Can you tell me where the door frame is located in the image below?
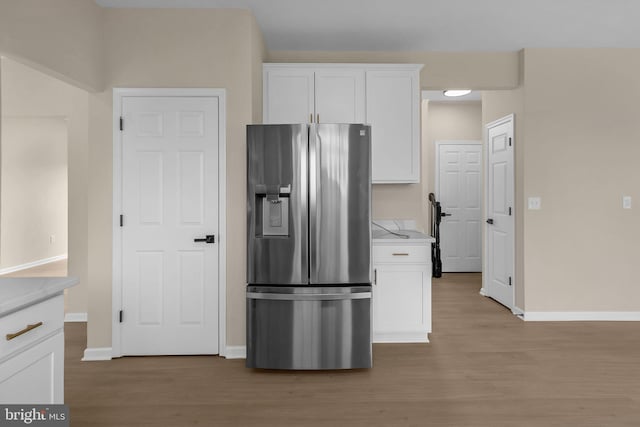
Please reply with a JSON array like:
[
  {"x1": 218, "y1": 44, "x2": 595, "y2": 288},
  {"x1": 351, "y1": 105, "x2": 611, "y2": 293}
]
[
  {"x1": 111, "y1": 88, "x2": 227, "y2": 358},
  {"x1": 481, "y1": 114, "x2": 515, "y2": 309}
]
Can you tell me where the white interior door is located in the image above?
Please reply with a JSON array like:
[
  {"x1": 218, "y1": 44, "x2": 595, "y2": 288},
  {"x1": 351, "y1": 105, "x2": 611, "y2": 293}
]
[
  {"x1": 484, "y1": 115, "x2": 514, "y2": 309},
  {"x1": 120, "y1": 95, "x2": 219, "y2": 355},
  {"x1": 436, "y1": 141, "x2": 482, "y2": 272}
]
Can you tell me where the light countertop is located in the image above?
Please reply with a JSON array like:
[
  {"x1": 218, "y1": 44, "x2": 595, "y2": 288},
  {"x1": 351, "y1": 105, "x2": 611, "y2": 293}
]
[
  {"x1": 372, "y1": 229, "x2": 435, "y2": 244},
  {"x1": 0, "y1": 277, "x2": 78, "y2": 317}
]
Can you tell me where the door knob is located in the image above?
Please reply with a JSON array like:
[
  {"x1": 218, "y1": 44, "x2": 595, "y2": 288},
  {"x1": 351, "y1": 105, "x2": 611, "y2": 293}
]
[
  {"x1": 440, "y1": 212, "x2": 451, "y2": 217},
  {"x1": 486, "y1": 219, "x2": 494, "y2": 225},
  {"x1": 194, "y1": 235, "x2": 216, "y2": 244}
]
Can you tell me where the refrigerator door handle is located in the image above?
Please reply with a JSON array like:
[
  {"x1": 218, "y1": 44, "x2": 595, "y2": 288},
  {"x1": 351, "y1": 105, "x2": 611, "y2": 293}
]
[
  {"x1": 247, "y1": 292, "x2": 372, "y2": 301},
  {"x1": 308, "y1": 124, "x2": 319, "y2": 282}
]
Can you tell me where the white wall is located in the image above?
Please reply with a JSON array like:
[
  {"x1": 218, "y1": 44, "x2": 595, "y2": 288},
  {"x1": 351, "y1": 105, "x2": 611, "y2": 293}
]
[
  {"x1": 0, "y1": 0, "x2": 104, "y2": 91},
  {"x1": 268, "y1": 51, "x2": 520, "y2": 90},
  {"x1": 484, "y1": 48, "x2": 640, "y2": 314},
  {"x1": 86, "y1": 8, "x2": 266, "y2": 349},
  {"x1": 521, "y1": 49, "x2": 640, "y2": 312}
]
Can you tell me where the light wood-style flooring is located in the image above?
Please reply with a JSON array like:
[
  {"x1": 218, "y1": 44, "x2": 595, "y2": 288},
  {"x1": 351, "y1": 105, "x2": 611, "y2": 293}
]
[{"x1": 64, "y1": 273, "x2": 640, "y2": 426}]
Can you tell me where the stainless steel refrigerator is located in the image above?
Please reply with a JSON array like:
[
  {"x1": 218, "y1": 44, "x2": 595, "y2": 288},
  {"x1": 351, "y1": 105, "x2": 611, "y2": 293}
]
[{"x1": 246, "y1": 123, "x2": 372, "y2": 370}]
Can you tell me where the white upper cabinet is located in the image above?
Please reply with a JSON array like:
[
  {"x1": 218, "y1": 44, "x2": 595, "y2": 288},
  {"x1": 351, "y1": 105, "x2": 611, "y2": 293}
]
[
  {"x1": 366, "y1": 68, "x2": 421, "y2": 183},
  {"x1": 263, "y1": 67, "x2": 315, "y2": 124},
  {"x1": 263, "y1": 63, "x2": 422, "y2": 183},
  {"x1": 263, "y1": 65, "x2": 365, "y2": 124},
  {"x1": 314, "y1": 68, "x2": 365, "y2": 123}
]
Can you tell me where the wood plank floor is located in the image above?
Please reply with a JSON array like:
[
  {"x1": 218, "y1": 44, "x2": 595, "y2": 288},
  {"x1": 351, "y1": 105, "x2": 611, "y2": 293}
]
[{"x1": 64, "y1": 273, "x2": 640, "y2": 426}]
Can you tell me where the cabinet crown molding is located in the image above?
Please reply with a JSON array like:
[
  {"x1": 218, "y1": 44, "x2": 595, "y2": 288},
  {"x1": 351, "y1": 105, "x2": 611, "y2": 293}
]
[{"x1": 263, "y1": 63, "x2": 424, "y2": 72}]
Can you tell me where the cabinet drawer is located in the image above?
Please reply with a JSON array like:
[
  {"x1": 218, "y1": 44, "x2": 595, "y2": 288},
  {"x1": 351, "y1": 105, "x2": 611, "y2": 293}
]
[
  {"x1": 373, "y1": 245, "x2": 429, "y2": 264},
  {"x1": 0, "y1": 295, "x2": 64, "y2": 359}
]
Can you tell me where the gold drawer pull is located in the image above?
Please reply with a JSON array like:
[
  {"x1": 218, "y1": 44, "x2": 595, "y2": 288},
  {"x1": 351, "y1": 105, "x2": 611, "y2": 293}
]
[
  {"x1": 392, "y1": 253, "x2": 410, "y2": 256},
  {"x1": 6, "y1": 322, "x2": 44, "y2": 341}
]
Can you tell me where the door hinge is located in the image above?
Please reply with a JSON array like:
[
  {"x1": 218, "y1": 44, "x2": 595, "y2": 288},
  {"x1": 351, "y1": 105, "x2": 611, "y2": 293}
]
[
  {"x1": 508, "y1": 276, "x2": 512, "y2": 286},
  {"x1": 119, "y1": 116, "x2": 124, "y2": 131},
  {"x1": 509, "y1": 207, "x2": 512, "y2": 216},
  {"x1": 119, "y1": 214, "x2": 124, "y2": 227},
  {"x1": 119, "y1": 310, "x2": 123, "y2": 323},
  {"x1": 508, "y1": 137, "x2": 512, "y2": 146}
]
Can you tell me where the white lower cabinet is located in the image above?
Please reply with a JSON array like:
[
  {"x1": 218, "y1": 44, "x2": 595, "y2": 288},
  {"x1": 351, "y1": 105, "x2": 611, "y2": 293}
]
[
  {"x1": 373, "y1": 243, "x2": 432, "y2": 343},
  {"x1": 0, "y1": 295, "x2": 65, "y2": 404}
]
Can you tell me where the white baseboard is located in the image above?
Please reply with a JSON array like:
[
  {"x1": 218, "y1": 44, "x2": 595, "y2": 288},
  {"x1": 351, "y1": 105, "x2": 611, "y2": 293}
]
[
  {"x1": 479, "y1": 287, "x2": 487, "y2": 296},
  {"x1": 84, "y1": 346, "x2": 246, "y2": 360},
  {"x1": 374, "y1": 332, "x2": 429, "y2": 343},
  {"x1": 82, "y1": 347, "x2": 113, "y2": 361},
  {"x1": 523, "y1": 312, "x2": 640, "y2": 321},
  {"x1": 224, "y1": 346, "x2": 246, "y2": 359},
  {"x1": 0, "y1": 254, "x2": 68, "y2": 275},
  {"x1": 64, "y1": 312, "x2": 87, "y2": 322}
]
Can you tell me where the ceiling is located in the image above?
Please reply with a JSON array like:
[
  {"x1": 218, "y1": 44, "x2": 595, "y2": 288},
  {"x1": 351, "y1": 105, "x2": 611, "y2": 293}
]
[{"x1": 95, "y1": 0, "x2": 640, "y2": 52}]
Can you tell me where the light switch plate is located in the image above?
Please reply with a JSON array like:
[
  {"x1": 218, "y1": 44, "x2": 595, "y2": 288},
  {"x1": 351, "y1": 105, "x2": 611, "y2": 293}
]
[
  {"x1": 528, "y1": 197, "x2": 541, "y2": 210},
  {"x1": 623, "y1": 196, "x2": 632, "y2": 209}
]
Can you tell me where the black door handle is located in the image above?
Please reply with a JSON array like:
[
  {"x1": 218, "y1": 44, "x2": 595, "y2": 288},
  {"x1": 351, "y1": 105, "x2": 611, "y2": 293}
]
[
  {"x1": 194, "y1": 235, "x2": 216, "y2": 244},
  {"x1": 440, "y1": 212, "x2": 451, "y2": 217},
  {"x1": 486, "y1": 219, "x2": 494, "y2": 225}
]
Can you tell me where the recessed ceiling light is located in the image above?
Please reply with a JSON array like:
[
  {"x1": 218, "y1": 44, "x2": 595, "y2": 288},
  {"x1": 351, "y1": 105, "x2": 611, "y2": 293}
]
[{"x1": 443, "y1": 89, "x2": 472, "y2": 97}]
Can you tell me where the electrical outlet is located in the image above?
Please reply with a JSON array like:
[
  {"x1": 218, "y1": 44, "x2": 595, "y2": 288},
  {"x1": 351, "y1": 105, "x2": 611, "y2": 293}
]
[
  {"x1": 528, "y1": 197, "x2": 541, "y2": 210},
  {"x1": 50, "y1": 235, "x2": 56, "y2": 244},
  {"x1": 623, "y1": 196, "x2": 632, "y2": 209}
]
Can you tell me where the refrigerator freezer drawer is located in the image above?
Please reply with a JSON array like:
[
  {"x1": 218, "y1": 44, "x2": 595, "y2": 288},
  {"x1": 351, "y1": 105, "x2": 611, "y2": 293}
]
[{"x1": 246, "y1": 286, "x2": 372, "y2": 370}]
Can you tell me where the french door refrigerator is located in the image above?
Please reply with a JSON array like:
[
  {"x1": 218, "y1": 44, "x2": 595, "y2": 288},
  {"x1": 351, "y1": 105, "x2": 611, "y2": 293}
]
[{"x1": 246, "y1": 123, "x2": 372, "y2": 370}]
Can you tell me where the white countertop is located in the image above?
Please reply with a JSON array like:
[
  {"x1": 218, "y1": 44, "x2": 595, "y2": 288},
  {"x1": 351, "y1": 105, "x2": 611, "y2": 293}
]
[
  {"x1": 0, "y1": 277, "x2": 78, "y2": 317},
  {"x1": 372, "y1": 229, "x2": 435, "y2": 244}
]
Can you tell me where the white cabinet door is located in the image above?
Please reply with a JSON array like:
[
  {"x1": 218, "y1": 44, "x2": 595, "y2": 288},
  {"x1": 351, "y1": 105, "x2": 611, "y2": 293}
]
[
  {"x1": 373, "y1": 264, "x2": 430, "y2": 342},
  {"x1": 366, "y1": 70, "x2": 421, "y2": 183},
  {"x1": 0, "y1": 332, "x2": 64, "y2": 404},
  {"x1": 314, "y1": 68, "x2": 365, "y2": 123},
  {"x1": 263, "y1": 68, "x2": 314, "y2": 124}
]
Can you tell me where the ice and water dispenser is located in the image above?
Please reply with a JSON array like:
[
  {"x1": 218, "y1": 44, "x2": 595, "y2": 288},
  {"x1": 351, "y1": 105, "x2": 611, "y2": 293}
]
[{"x1": 255, "y1": 184, "x2": 291, "y2": 237}]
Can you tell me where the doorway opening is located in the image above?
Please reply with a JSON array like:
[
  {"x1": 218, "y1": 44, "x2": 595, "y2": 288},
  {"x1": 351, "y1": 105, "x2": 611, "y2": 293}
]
[
  {"x1": 422, "y1": 90, "x2": 517, "y2": 314},
  {"x1": 423, "y1": 90, "x2": 483, "y2": 277},
  {"x1": 0, "y1": 57, "x2": 71, "y2": 279}
]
